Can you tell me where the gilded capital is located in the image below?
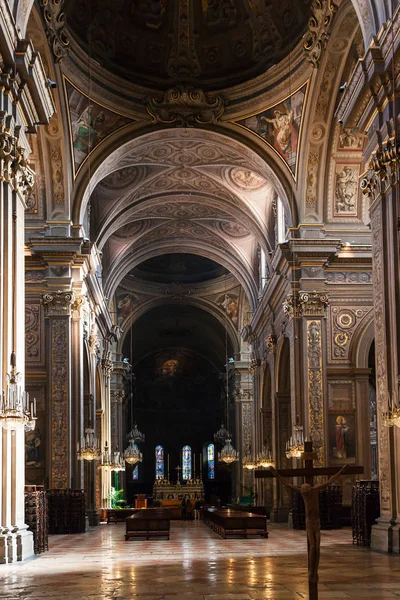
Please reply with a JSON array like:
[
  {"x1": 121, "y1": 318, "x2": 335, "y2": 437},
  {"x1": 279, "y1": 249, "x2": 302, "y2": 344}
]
[
  {"x1": 42, "y1": 290, "x2": 74, "y2": 316},
  {"x1": 283, "y1": 290, "x2": 329, "y2": 318},
  {"x1": 361, "y1": 136, "x2": 400, "y2": 203}
]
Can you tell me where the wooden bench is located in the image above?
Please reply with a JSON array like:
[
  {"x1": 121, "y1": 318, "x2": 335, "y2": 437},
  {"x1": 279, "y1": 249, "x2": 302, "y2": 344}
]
[
  {"x1": 125, "y1": 508, "x2": 170, "y2": 540},
  {"x1": 203, "y1": 508, "x2": 268, "y2": 539}
]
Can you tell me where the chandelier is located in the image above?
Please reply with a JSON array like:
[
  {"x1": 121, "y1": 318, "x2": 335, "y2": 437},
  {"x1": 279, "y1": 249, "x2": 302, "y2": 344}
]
[
  {"x1": 127, "y1": 423, "x2": 145, "y2": 444},
  {"x1": 214, "y1": 423, "x2": 231, "y2": 445},
  {"x1": 123, "y1": 439, "x2": 143, "y2": 465},
  {"x1": 218, "y1": 439, "x2": 239, "y2": 464},
  {"x1": 256, "y1": 446, "x2": 275, "y2": 468},
  {"x1": 0, "y1": 354, "x2": 37, "y2": 430},
  {"x1": 285, "y1": 425, "x2": 304, "y2": 459},
  {"x1": 97, "y1": 442, "x2": 113, "y2": 471},
  {"x1": 77, "y1": 425, "x2": 101, "y2": 461}
]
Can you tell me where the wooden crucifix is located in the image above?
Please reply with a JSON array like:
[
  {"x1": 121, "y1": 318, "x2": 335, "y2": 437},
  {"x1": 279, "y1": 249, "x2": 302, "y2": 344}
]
[{"x1": 255, "y1": 441, "x2": 363, "y2": 600}]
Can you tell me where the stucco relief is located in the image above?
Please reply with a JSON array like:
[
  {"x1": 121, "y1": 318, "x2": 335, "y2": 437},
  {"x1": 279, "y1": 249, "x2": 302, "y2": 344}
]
[
  {"x1": 327, "y1": 305, "x2": 373, "y2": 362},
  {"x1": 334, "y1": 164, "x2": 359, "y2": 215}
]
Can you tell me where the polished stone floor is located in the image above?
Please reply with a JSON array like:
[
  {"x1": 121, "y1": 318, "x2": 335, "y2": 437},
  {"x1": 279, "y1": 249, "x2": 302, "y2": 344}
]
[{"x1": 0, "y1": 521, "x2": 399, "y2": 599}]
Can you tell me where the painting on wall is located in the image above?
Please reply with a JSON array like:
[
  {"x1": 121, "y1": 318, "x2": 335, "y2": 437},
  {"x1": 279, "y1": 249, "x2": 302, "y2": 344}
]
[
  {"x1": 334, "y1": 164, "x2": 359, "y2": 216},
  {"x1": 328, "y1": 413, "x2": 356, "y2": 463},
  {"x1": 65, "y1": 79, "x2": 132, "y2": 174},
  {"x1": 237, "y1": 84, "x2": 307, "y2": 176}
]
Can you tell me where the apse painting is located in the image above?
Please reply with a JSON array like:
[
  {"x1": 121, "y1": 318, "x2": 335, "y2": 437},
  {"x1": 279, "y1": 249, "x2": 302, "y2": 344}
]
[
  {"x1": 217, "y1": 293, "x2": 239, "y2": 327},
  {"x1": 237, "y1": 83, "x2": 308, "y2": 177},
  {"x1": 328, "y1": 413, "x2": 356, "y2": 463},
  {"x1": 65, "y1": 79, "x2": 132, "y2": 174}
]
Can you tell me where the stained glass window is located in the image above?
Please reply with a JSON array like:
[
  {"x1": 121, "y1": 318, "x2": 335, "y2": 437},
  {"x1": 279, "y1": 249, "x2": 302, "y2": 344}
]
[
  {"x1": 155, "y1": 445, "x2": 164, "y2": 480},
  {"x1": 208, "y1": 443, "x2": 215, "y2": 480},
  {"x1": 132, "y1": 465, "x2": 139, "y2": 480},
  {"x1": 182, "y1": 445, "x2": 192, "y2": 480}
]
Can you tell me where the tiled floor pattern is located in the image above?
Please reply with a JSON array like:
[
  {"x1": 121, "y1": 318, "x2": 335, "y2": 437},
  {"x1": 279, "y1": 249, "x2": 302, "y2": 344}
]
[{"x1": 0, "y1": 521, "x2": 399, "y2": 599}]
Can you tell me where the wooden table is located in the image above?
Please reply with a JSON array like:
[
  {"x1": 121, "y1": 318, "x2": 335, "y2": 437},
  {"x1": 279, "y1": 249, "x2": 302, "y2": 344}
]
[{"x1": 125, "y1": 509, "x2": 170, "y2": 540}]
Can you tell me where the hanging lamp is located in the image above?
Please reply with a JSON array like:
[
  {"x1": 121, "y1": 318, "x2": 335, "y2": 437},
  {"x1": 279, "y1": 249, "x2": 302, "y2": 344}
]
[
  {"x1": 77, "y1": 395, "x2": 101, "y2": 461},
  {"x1": 123, "y1": 326, "x2": 145, "y2": 464}
]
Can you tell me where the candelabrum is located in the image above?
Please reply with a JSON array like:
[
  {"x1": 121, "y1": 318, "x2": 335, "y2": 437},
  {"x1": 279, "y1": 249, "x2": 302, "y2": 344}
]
[
  {"x1": 218, "y1": 438, "x2": 239, "y2": 464},
  {"x1": 285, "y1": 425, "x2": 304, "y2": 459},
  {"x1": 127, "y1": 423, "x2": 145, "y2": 444},
  {"x1": 243, "y1": 446, "x2": 257, "y2": 470},
  {"x1": 214, "y1": 423, "x2": 231, "y2": 445},
  {"x1": 256, "y1": 446, "x2": 275, "y2": 468},
  {"x1": 0, "y1": 359, "x2": 37, "y2": 430}
]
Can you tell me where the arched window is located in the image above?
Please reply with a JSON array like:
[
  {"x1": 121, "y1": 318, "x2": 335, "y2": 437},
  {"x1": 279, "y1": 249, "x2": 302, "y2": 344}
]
[
  {"x1": 155, "y1": 445, "x2": 164, "y2": 480},
  {"x1": 182, "y1": 445, "x2": 192, "y2": 480},
  {"x1": 207, "y1": 443, "x2": 215, "y2": 480},
  {"x1": 132, "y1": 465, "x2": 139, "y2": 480}
]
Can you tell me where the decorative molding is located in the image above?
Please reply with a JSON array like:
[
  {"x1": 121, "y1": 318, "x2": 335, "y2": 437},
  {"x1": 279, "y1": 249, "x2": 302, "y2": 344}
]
[
  {"x1": 42, "y1": 290, "x2": 74, "y2": 317},
  {"x1": 360, "y1": 136, "x2": 400, "y2": 204},
  {"x1": 325, "y1": 271, "x2": 372, "y2": 284},
  {"x1": 329, "y1": 306, "x2": 373, "y2": 361},
  {"x1": 146, "y1": 86, "x2": 225, "y2": 126},
  {"x1": 265, "y1": 334, "x2": 277, "y2": 354},
  {"x1": 160, "y1": 282, "x2": 196, "y2": 300},
  {"x1": 40, "y1": 0, "x2": 70, "y2": 62},
  {"x1": 0, "y1": 112, "x2": 35, "y2": 195},
  {"x1": 101, "y1": 355, "x2": 114, "y2": 377},
  {"x1": 303, "y1": 0, "x2": 337, "y2": 68},
  {"x1": 25, "y1": 304, "x2": 42, "y2": 364},
  {"x1": 307, "y1": 319, "x2": 324, "y2": 465},
  {"x1": 283, "y1": 290, "x2": 329, "y2": 318}
]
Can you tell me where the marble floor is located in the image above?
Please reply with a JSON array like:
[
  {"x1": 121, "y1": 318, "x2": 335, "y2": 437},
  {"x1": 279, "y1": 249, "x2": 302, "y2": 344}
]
[{"x1": 0, "y1": 521, "x2": 399, "y2": 599}]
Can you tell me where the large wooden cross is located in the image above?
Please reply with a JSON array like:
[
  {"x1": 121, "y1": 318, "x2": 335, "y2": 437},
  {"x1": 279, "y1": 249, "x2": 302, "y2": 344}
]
[{"x1": 255, "y1": 441, "x2": 363, "y2": 600}]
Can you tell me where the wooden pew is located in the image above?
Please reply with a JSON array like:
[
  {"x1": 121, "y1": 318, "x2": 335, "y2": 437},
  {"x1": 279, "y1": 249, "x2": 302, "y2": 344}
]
[
  {"x1": 125, "y1": 508, "x2": 170, "y2": 540},
  {"x1": 203, "y1": 508, "x2": 268, "y2": 539}
]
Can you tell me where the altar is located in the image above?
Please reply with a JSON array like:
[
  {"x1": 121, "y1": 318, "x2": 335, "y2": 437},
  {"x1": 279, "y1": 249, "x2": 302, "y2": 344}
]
[{"x1": 153, "y1": 479, "x2": 204, "y2": 501}]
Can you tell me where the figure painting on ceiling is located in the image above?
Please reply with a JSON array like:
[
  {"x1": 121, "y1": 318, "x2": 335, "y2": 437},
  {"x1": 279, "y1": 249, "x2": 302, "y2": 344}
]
[
  {"x1": 66, "y1": 80, "x2": 131, "y2": 173},
  {"x1": 117, "y1": 293, "x2": 137, "y2": 323},
  {"x1": 217, "y1": 293, "x2": 239, "y2": 327},
  {"x1": 238, "y1": 84, "x2": 306, "y2": 175},
  {"x1": 329, "y1": 413, "x2": 356, "y2": 462}
]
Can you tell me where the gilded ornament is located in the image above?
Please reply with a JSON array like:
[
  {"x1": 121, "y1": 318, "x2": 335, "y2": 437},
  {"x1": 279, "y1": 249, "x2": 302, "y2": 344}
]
[
  {"x1": 146, "y1": 86, "x2": 225, "y2": 126},
  {"x1": 303, "y1": 0, "x2": 337, "y2": 68},
  {"x1": 40, "y1": 0, "x2": 70, "y2": 61}
]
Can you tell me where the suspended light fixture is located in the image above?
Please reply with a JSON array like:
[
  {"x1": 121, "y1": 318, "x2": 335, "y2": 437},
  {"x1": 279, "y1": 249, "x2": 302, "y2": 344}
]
[
  {"x1": 97, "y1": 441, "x2": 113, "y2": 471},
  {"x1": 218, "y1": 439, "x2": 239, "y2": 464},
  {"x1": 285, "y1": 424, "x2": 304, "y2": 459},
  {"x1": 382, "y1": 388, "x2": 400, "y2": 428},
  {"x1": 77, "y1": 395, "x2": 101, "y2": 461},
  {"x1": 0, "y1": 353, "x2": 37, "y2": 430},
  {"x1": 256, "y1": 446, "x2": 275, "y2": 469},
  {"x1": 111, "y1": 449, "x2": 125, "y2": 472},
  {"x1": 242, "y1": 453, "x2": 257, "y2": 470},
  {"x1": 217, "y1": 275, "x2": 239, "y2": 464},
  {"x1": 214, "y1": 423, "x2": 231, "y2": 445},
  {"x1": 123, "y1": 325, "x2": 145, "y2": 464}
]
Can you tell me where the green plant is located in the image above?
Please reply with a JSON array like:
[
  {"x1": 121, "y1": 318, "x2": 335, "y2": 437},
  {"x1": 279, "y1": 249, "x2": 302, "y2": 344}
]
[{"x1": 107, "y1": 487, "x2": 126, "y2": 508}]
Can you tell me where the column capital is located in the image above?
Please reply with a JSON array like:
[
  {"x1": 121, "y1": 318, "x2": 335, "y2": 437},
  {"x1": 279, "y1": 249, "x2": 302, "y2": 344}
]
[
  {"x1": 283, "y1": 290, "x2": 329, "y2": 318},
  {"x1": 361, "y1": 136, "x2": 400, "y2": 204},
  {"x1": 0, "y1": 113, "x2": 35, "y2": 196},
  {"x1": 265, "y1": 334, "x2": 277, "y2": 354},
  {"x1": 112, "y1": 389, "x2": 124, "y2": 404},
  {"x1": 42, "y1": 290, "x2": 74, "y2": 317},
  {"x1": 101, "y1": 356, "x2": 114, "y2": 377}
]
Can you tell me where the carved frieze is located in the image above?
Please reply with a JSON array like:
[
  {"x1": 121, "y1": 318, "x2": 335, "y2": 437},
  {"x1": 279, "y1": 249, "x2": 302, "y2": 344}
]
[
  {"x1": 326, "y1": 271, "x2": 372, "y2": 284},
  {"x1": 146, "y1": 86, "x2": 225, "y2": 126},
  {"x1": 283, "y1": 290, "x2": 329, "y2": 318},
  {"x1": 40, "y1": 0, "x2": 70, "y2": 61},
  {"x1": 303, "y1": 0, "x2": 337, "y2": 68},
  {"x1": 51, "y1": 318, "x2": 69, "y2": 488},
  {"x1": 42, "y1": 290, "x2": 74, "y2": 316},
  {"x1": 307, "y1": 319, "x2": 324, "y2": 466}
]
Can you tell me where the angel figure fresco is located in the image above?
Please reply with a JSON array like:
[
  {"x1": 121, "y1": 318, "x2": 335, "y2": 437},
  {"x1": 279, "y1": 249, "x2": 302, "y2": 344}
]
[
  {"x1": 72, "y1": 104, "x2": 106, "y2": 157},
  {"x1": 260, "y1": 108, "x2": 297, "y2": 159}
]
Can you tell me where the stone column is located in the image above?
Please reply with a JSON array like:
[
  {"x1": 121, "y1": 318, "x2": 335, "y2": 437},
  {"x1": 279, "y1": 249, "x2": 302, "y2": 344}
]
[
  {"x1": 362, "y1": 138, "x2": 400, "y2": 552},
  {"x1": 70, "y1": 295, "x2": 87, "y2": 490},
  {"x1": 99, "y1": 354, "x2": 113, "y2": 514},
  {"x1": 42, "y1": 290, "x2": 74, "y2": 489},
  {"x1": 0, "y1": 119, "x2": 37, "y2": 562},
  {"x1": 234, "y1": 362, "x2": 254, "y2": 500}
]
